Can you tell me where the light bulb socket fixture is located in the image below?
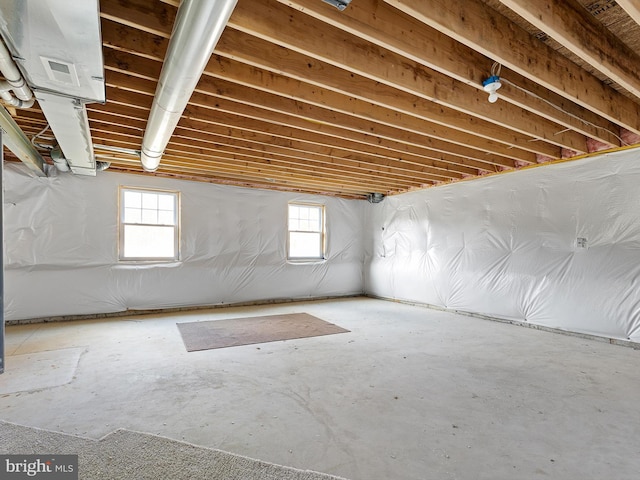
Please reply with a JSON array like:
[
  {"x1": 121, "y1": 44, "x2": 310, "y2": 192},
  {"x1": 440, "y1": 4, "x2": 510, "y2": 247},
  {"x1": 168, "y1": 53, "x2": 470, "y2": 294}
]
[
  {"x1": 482, "y1": 75, "x2": 502, "y2": 103},
  {"x1": 322, "y1": 0, "x2": 352, "y2": 10}
]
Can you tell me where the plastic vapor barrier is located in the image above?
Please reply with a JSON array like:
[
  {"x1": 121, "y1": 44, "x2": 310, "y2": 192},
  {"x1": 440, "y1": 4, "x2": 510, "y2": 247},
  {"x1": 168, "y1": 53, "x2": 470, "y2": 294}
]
[
  {"x1": 4, "y1": 164, "x2": 364, "y2": 321},
  {"x1": 365, "y1": 148, "x2": 640, "y2": 342}
]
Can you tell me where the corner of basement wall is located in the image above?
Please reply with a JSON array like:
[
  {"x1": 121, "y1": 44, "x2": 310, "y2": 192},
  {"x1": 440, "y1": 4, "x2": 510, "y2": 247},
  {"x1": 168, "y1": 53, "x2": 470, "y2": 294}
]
[{"x1": 362, "y1": 147, "x2": 640, "y2": 343}]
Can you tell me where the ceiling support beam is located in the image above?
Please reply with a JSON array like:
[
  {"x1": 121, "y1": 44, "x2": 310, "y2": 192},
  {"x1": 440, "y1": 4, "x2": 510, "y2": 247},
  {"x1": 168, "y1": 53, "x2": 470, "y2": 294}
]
[
  {"x1": 102, "y1": 46, "x2": 526, "y2": 168},
  {"x1": 0, "y1": 106, "x2": 46, "y2": 176},
  {"x1": 85, "y1": 102, "x2": 477, "y2": 177},
  {"x1": 616, "y1": 0, "x2": 640, "y2": 25},
  {"x1": 103, "y1": 67, "x2": 508, "y2": 173},
  {"x1": 383, "y1": 0, "x2": 640, "y2": 135},
  {"x1": 100, "y1": 21, "x2": 544, "y2": 163},
  {"x1": 101, "y1": 4, "x2": 581, "y2": 155},
  {"x1": 280, "y1": 0, "x2": 621, "y2": 147},
  {"x1": 229, "y1": 0, "x2": 588, "y2": 153},
  {"x1": 497, "y1": 0, "x2": 640, "y2": 101},
  {"x1": 212, "y1": 31, "x2": 543, "y2": 161}
]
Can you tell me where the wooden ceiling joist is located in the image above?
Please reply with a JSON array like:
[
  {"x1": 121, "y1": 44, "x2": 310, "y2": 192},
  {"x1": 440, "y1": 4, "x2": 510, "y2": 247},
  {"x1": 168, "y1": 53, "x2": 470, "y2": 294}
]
[
  {"x1": 229, "y1": 0, "x2": 589, "y2": 153},
  {"x1": 4, "y1": 0, "x2": 639, "y2": 198},
  {"x1": 281, "y1": 0, "x2": 622, "y2": 147},
  {"x1": 101, "y1": 21, "x2": 542, "y2": 164},
  {"x1": 90, "y1": 124, "x2": 453, "y2": 185},
  {"x1": 497, "y1": 0, "x2": 640, "y2": 101},
  {"x1": 617, "y1": 0, "x2": 640, "y2": 25},
  {"x1": 385, "y1": 0, "x2": 640, "y2": 135}
]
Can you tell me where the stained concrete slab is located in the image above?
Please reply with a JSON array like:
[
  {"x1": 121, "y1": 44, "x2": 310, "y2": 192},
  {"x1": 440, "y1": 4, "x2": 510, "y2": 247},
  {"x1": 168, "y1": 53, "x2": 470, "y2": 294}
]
[{"x1": 1, "y1": 297, "x2": 639, "y2": 480}]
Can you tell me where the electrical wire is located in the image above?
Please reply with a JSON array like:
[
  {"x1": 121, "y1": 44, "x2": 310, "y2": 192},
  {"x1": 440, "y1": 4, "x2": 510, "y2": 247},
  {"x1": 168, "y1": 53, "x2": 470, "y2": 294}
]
[
  {"x1": 490, "y1": 62, "x2": 501, "y2": 78},
  {"x1": 30, "y1": 123, "x2": 54, "y2": 150},
  {"x1": 490, "y1": 61, "x2": 629, "y2": 147}
]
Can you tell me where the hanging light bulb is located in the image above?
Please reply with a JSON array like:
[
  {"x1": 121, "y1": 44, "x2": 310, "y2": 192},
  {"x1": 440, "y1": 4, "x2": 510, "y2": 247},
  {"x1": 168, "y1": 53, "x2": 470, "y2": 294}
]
[{"x1": 482, "y1": 75, "x2": 502, "y2": 103}]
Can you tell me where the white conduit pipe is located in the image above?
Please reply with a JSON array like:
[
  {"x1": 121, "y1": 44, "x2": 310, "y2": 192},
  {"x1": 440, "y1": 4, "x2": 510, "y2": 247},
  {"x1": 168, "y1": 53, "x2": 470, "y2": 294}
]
[
  {"x1": 0, "y1": 38, "x2": 34, "y2": 106},
  {"x1": 0, "y1": 81, "x2": 34, "y2": 108},
  {"x1": 140, "y1": 0, "x2": 237, "y2": 172}
]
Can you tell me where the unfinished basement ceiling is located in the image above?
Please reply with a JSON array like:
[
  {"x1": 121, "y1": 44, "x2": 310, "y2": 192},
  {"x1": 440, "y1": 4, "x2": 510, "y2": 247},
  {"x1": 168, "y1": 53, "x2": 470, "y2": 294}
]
[{"x1": 4, "y1": 0, "x2": 640, "y2": 199}]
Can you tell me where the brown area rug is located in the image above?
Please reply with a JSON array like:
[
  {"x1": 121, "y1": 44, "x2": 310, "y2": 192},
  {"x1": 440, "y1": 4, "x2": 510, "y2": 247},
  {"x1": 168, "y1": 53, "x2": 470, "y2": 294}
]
[{"x1": 177, "y1": 313, "x2": 350, "y2": 352}]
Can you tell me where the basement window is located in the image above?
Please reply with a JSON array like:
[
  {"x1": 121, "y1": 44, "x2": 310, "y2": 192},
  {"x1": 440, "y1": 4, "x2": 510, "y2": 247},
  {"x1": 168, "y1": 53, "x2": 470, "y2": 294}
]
[
  {"x1": 288, "y1": 203, "x2": 325, "y2": 261},
  {"x1": 119, "y1": 187, "x2": 180, "y2": 261}
]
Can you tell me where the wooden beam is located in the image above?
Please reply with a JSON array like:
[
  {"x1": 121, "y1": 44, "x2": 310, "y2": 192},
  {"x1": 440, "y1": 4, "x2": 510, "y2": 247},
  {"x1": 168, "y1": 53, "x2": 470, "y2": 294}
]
[
  {"x1": 107, "y1": 48, "x2": 480, "y2": 164},
  {"x1": 280, "y1": 0, "x2": 621, "y2": 147},
  {"x1": 0, "y1": 106, "x2": 47, "y2": 176},
  {"x1": 93, "y1": 134, "x2": 420, "y2": 193},
  {"x1": 93, "y1": 88, "x2": 482, "y2": 182},
  {"x1": 214, "y1": 29, "x2": 545, "y2": 161},
  {"x1": 617, "y1": 0, "x2": 640, "y2": 25},
  {"x1": 384, "y1": 0, "x2": 640, "y2": 135},
  {"x1": 229, "y1": 0, "x2": 588, "y2": 152},
  {"x1": 108, "y1": 166, "x2": 368, "y2": 199},
  {"x1": 88, "y1": 104, "x2": 472, "y2": 178},
  {"x1": 497, "y1": 0, "x2": 640, "y2": 100},
  {"x1": 101, "y1": 22, "x2": 540, "y2": 162},
  {"x1": 101, "y1": 18, "x2": 169, "y2": 61},
  {"x1": 104, "y1": 52, "x2": 517, "y2": 170},
  {"x1": 99, "y1": 0, "x2": 176, "y2": 38},
  {"x1": 101, "y1": 2, "x2": 576, "y2": 154},
  {"x1": 104, "y1": 74, "x2": 506, "y2": 173},
  {"x1": 101, "y1": 62, "x2": 507, "y2": 173},
  {"x1": 87, "y1": 100, "x2": 491, "y2": 173},
  {"x1": 91, "y1": 122, "x2": 453, "y2": 183}
]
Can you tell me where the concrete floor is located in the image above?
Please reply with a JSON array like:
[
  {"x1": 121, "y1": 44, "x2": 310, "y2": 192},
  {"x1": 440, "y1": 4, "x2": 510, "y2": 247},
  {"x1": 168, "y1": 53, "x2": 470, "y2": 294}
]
[{"x1": 1, "y1": 297, "x2": 639, "y2": 480}]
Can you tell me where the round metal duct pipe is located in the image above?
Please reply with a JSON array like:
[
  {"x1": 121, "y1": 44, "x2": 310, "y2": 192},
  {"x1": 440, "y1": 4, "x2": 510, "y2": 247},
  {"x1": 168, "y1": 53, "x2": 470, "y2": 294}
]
[{"x1": 140, "y1": 0, "x2": 238, "y2": 172}]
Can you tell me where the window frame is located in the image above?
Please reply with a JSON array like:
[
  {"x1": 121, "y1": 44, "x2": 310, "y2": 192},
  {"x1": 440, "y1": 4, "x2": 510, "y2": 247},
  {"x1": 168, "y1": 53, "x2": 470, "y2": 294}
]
[
  {"x1": 287, "y1": 202, "x2": 326, "y2": 262},
  {"x1": 118, "y1": 186, "x2": 181, "y2": 262}
]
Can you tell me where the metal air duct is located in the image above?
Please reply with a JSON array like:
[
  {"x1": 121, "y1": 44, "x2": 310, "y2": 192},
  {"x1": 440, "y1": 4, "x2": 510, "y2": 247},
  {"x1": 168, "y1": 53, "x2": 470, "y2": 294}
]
[
  {"x1": 140, "y1": 0, "x2": 238, "y2": 172},
  {"x1": 0, "y1": 0, "x2": 105, "y2": 176}
]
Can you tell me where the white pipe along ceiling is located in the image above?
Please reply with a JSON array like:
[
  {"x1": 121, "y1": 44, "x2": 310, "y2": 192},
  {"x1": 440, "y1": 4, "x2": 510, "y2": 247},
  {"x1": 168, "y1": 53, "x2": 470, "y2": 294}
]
[
  {"x1": 0, "y1": 38, "x2": 34, "y2": 109},
  {"x1": 140, "y1": 0, "x2": 238, "y2": 172},
  {"x1": 0, "y1": 35, "x2": 44, "y2": 175}
]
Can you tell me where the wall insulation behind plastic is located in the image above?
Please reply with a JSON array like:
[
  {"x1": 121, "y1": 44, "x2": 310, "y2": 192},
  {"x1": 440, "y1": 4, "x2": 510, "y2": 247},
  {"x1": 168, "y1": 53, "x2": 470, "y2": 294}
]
[
  {"x1": 365, "y1": 148, "x2": 640, "y2": 342},
  {"x1": 4, "y1": 164, "x2": 364, "y2": 321}
]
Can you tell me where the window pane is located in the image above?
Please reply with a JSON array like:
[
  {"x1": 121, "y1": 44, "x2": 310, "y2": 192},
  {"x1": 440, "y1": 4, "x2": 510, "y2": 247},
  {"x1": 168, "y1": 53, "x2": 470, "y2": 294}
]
[
  {"x1": 142, "y1": 193, "x2": 158, "y2": 210},
  {"x1": 141, "y1": 208, "x2": 158, "y2": 224},
  {"x1": 288, "y1": 205, "x2": 322, "y2": 232},
  {"x1": 157, "y1": 194, "x2": 175, "y2": 211},
  {"x1": 289, "y1": 232, "x2": 322, "y2": 258},
  {"x1": 157, "y1": 210, "x2": 175, "y2": 225},
  {"x1": 124, "y1": 191, "x2": 141, "y2": 208},
  {"x1": 123, "y1": 225, "x2": 175, "y2": 258},
  {"x1": 124, "y1": 207, "x2": 141, "y2": 224}
]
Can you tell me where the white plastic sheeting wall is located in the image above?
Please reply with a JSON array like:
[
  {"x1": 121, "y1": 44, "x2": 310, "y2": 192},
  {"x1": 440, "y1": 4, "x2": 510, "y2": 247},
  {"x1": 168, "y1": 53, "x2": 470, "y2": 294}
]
[
  {"x1": 365, "y1": 148, "x2": 640, "y2": 342},
  {"x1": 4, "y1": 163, "x2": 364, "y2": 321}
]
